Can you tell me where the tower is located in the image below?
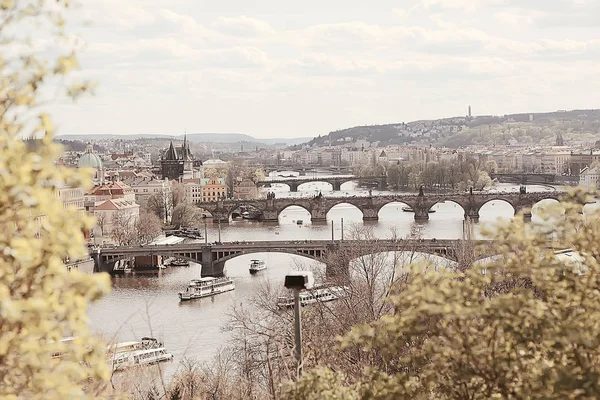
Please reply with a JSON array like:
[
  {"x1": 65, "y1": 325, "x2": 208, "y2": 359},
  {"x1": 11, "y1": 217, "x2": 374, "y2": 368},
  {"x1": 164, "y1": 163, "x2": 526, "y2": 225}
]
[
  {"x1": 468, "y1": 105, "x2": 472, "y2": 118},
  {"x1": 556, "y1": 132, "x2": 564, "y2": 146},
  {"x1": 161, "y1": 141, "x2": 184, "y2": 180}
]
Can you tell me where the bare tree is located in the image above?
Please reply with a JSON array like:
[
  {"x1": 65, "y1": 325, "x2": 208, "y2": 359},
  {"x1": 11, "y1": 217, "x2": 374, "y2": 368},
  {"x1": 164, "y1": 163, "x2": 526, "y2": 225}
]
[
  {"x1": 136, "y1": 209, "x2": 163, "y2": 245},
  {"x1": 95, "y1": 213, "x2": 107, "y2": 237},
  {"x1": 110, "y1": 211, "x2": 138, "y2": 246},
  {"x1": 172, "y1": 202, "x2": 202, "y2": 228},
  {"x1": 171, "y1": 181, "x2": 185, "y2": 209},
  {"x1": 147, "y1": 192, "x2": 168, "y2": 223}
]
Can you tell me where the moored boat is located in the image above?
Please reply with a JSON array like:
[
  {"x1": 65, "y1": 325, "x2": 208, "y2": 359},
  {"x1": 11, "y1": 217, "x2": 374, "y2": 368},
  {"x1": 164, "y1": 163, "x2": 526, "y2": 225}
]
[
  {"x1": 178, "y1": 277, "x2": 235, "y2": 301},
  {"x1": 277, "y1": 286, "x2": 348, "y2": 309},
  {"x1": 402, "y1": 206, "x2": 436, "y2": 213},
  {"x1": 170, "y1": 258, "x2": 190, "y2": 267},
  {"x1": 107, "y1": 337, "x2": 163, "y2": 356},
  {"x1": 249, "y1": 259, "x2": 266, "y2": 274},
  {"x1": 109, "y1": 347, "x2": 173, "y2": 372}
]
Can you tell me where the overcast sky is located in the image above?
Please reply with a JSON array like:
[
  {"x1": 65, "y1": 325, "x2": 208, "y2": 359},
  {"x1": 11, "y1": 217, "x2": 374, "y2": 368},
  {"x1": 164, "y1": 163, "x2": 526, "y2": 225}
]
[{"x1": 50, "y1": 0, "x2": 600, "y2": 139}]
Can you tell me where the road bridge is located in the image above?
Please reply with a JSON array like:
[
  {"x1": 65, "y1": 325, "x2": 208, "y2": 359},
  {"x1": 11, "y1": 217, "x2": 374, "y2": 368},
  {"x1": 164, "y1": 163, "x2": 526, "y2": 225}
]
[
  {"x1": 258, "y1": 164, "x2": 353, "y2": 176},
  {"x1": 491, "y1": 173, "x2": 579, "y2": 185},
  {"x1": 256, "y1": 175, "x2": 387, "y2": 192},
  {"x1": 93, "y1": 239, "x2": 495, "y2": 277},
  {"x1": 197, "y1": 191, "x2": 567, "y2": 223}
]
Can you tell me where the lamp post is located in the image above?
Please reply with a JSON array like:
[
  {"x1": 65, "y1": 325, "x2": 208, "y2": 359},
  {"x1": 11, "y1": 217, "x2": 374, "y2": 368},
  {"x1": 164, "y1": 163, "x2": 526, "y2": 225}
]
[
  {"x1": 204, "y1": 220, "x2": 208, "y2": 244},
  {"x1": 341, "y1": 217, "x2": 344, "y2": 241},
  {"x1": 284, "y1": 272, "x2": 314, "y2": 377},
  {"x1": 218, "y1": 219, "x2": 222, "y2": 243}
]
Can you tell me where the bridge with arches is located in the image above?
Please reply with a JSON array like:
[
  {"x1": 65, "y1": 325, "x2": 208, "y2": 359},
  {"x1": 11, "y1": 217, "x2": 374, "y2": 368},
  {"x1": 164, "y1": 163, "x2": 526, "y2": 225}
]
[
  {"x1": 197, "y1": 191, "x2": 567, "y2": 223},
  {"x1": 256, "y1": 175, "x2": 387, "y2": 192},
  {"x1": 93, "y1": 239, "x2": 496, "y2": 277}
]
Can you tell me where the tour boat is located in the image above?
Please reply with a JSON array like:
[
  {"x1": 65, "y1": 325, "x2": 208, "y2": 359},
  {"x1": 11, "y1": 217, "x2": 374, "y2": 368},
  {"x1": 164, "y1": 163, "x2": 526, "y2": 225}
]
[
  {"x1": 107, "y1": 337, "x2": 164, "y2": 356},
  {"x1": 276, "y1": 286, "x2": 348, "y2": 309},
  {"x1": 297, "y1": 220, "x2": 303, "y2": 225},
  {"x1": 178, "y1": 277, "x2": 235, "y2": 301},
  {"x1": 402, "y1": 206, "x2": 436, "y2": 213},
  {"x1": 109, "y1": 346, "x2": 173, "y2": 372},
  {"x1": 170, "y1": 258, "x2": 190, "y2": 267},
  {"x1": 249, "y1": 259, "x2": 267, "y2": 274},
  {"x1": 50, "y1": 336, "x2": 77, "y2": 359}
]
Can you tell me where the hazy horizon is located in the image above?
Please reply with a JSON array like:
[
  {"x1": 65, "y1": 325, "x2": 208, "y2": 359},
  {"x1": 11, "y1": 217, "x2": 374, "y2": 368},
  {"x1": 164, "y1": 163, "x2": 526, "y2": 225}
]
[{"x1": 48, "y1": 0, "x2": 600, "y2": 139}]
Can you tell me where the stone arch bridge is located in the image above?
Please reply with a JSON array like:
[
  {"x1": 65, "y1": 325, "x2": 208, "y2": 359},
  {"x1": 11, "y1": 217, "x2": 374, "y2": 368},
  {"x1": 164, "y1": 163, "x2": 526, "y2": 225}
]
[
  {"x1": 198, "y1": 191, "x2": 567, "y2": 223},
  {"x1": 93, "y1": 239, "x2": 496, "y2": 277},
  {"x1": 256, "y1": 175, "x2": 387, "y2": 192}
]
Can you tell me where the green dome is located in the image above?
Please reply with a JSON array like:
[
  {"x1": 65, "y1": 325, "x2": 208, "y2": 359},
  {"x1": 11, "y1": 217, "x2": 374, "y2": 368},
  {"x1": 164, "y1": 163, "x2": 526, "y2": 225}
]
[{"x1": 78, "y1": 144, "x2": 103, "y2": 169}]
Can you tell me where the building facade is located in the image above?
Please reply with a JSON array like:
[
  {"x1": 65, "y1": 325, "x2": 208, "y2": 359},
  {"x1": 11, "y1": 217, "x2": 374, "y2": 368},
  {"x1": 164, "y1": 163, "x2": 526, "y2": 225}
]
[
  {"x1": 580, "y1": 166, "x2": 600, "y2": 188},
  {"x1": 233, "y1": 178, "x2": 259, "y2": 200},
  {"x1": 160, "y1": 136, "x2": 199, "y2": 181},
  {"x1": 201, "y1": 177, "x2": 227, "y2": 202}
]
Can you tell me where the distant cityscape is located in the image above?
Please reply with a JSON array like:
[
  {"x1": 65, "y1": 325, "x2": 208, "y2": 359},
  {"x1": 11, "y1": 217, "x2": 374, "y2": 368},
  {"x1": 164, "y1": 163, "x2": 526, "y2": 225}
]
[{"x1": 51, "y1": 107, "x2": 600, "y2": 247}]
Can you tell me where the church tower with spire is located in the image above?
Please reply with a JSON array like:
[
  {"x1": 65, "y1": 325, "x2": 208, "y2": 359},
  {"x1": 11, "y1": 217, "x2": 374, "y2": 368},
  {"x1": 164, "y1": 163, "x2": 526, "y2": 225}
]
[{"x1": 160, "y1": 141, "x2": 184, "y2": 180}]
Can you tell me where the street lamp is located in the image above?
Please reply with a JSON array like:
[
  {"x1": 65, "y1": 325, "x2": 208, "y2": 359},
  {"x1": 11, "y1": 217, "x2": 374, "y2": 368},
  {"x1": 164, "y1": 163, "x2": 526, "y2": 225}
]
[{"x1": 284, "y1": 271, "x2": 314, "y2": 377}]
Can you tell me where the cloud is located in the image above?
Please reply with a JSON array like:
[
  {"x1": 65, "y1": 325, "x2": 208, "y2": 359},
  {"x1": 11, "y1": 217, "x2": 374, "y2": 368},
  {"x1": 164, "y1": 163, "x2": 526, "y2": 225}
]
[
  {"x1": 211, "y1": 16, "x2": 275, "y2": 37},
  {"x1": 48, "y1": 0, "x2": 600, "y2": 137}
]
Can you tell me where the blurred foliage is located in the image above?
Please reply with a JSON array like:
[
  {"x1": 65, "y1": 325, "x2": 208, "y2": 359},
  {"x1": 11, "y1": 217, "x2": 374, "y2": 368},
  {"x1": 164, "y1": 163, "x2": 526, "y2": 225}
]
[
  {"x1": 0, "y1": 1, "x2": 111, "y2": 398},
  {"x1": 285, "y1": 188, "x2": 600, "y2": 399}
]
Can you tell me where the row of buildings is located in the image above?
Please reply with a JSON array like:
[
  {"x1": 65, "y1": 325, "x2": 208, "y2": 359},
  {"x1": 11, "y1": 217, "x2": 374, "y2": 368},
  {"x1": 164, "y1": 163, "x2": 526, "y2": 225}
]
[
  {"x1": 59, "y1": 140, "x2": 258, "y2": 245},
  {"x1": 283, "y1": 143, "x2": 600, "y2": 176}
]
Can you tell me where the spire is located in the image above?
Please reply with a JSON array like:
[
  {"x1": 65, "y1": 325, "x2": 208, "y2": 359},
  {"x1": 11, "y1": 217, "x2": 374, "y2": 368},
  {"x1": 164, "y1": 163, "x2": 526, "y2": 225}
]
[{"x1": 165, "y1": 141, "x2": 177, "y2": 160}]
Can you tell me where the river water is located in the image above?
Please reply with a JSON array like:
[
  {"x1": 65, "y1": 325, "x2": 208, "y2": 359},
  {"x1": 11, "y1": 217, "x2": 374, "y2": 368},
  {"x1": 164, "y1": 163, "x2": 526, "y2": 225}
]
[{"x1": 88, "y1": 174, "x2": 593, "y2": 379}]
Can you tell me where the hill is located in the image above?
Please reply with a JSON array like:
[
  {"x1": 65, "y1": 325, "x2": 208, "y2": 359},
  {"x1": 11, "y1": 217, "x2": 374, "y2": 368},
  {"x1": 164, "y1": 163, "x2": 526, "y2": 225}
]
[
  {"x1": 55, "y1": 133, "x2": 311, "y2": 146},
  {"x1": 306, "y1": 109, "x2": 600, "y2": 148}
]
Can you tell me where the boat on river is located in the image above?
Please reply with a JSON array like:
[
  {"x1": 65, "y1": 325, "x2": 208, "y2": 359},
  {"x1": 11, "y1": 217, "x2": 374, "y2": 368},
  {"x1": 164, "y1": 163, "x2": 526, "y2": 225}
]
[
  {"x1": 169, "y1": 258, "x2": 190, "y2": 267},
  {"x1": 249, "y1": 259, "x2": 266, "y2": 274},
  {"x1": 178, "y1": 277, "x2": 235, "y2": 301},
  {"x1": 402, "y1": 206, "x2": 436, "y2": 213},
  {"x1": 107, "y1": 337, "x2": 163, "y2": 355},
  {"x1": 109, "y1": 346, "x2": 173, "y2": 372},
  {"x1": 276, "y1": 286, "x2": 349, "y2": 309}
]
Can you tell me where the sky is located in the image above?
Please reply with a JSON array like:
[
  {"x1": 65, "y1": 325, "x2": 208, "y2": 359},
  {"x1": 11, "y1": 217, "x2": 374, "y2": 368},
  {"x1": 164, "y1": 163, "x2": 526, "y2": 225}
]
[{"x1": 46, "y1": 0, "x2": 600, "y2": 139}]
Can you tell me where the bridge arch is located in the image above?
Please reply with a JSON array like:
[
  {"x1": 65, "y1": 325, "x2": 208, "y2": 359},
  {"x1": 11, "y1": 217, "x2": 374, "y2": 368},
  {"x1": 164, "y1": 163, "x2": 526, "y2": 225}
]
[
  {"x1": 277, "y1": 204, "x2": 312, "y2": 221},
  {"x1": 98, "y1": 252, "x2": 201, "y2": 273},
  {"x1": 297, "y1": 180, "x2": 334, "y2": 191},
  {"x1": 325, "y1": 201, "x2": 364, "y2": 219},
  {"x1": 478, "y1": 198, "x2": 516, "y2": 219}
]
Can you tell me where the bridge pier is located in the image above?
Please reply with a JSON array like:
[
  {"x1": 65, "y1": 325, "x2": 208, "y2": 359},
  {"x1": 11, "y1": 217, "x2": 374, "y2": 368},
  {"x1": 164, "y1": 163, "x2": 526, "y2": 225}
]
[
  {"x1": 260, "y1": 209, "x2": 279, "y2": 223},
  {"x1": 414, "y1": 207, "x2": 430, "y2": 221},
  {"x1": 332, "y1": 182, "x2": 342, "y2": 191},
  {"x1": 464, "y1": 209, "x2": 480, "y2": 223},
  {"x1": 362, "y1": 207, "x2": 379, "y2": 221},
  {"x1": 289, "y1": 183, "x2": 299, "y2": 192},
  {"x1": 514, "y1": 205, "x2": 533, "y2": 222},
  {"x1": 311, "y1": 213, "x2": 327, "y2": 223},
  {"x1": 211, "y1": 212, "x2": 230, "y2": 224}
]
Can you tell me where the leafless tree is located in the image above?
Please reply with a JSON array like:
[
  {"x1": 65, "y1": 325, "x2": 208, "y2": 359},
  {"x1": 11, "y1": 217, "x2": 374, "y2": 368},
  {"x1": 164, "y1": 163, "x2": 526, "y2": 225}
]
[
  {"x1": 110, "y1": 211, "x2": 138, "y2": 246},
  {"x1": 136, "y1": 209, "x2": 163, "y2": 245},
  {"x1": 172, "y1": 202, "x2": 202, "y2": 228},
  {"x1": 95, "y1": 213, "x2": 107, "y2": 237}
]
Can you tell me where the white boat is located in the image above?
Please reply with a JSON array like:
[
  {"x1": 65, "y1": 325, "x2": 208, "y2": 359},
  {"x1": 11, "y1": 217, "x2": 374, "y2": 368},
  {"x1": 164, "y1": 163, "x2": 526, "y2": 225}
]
[
  {"x1": 50, "y1": 336, "x2": 77, "y2": 359},
  {"x1": 107, "y1": 337, "x2": 163, "y2": 355},
  {"x1": 178, "y1": 277, "x2": 235, "y2": 301},
  {"x1": 109, "y1": 347, "x2": 173, "y2": 372},
  {"x1": 276, "y1": 286, "x2": 348, "y2": 309},
  {"x1": 249, "y1": 259, "x2": 266, "y2": 274}
]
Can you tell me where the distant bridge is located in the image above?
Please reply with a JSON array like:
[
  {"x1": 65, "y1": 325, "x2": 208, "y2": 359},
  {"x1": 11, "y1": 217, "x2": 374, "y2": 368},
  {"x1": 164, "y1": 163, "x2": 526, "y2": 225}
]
[
  {"x1": 93, "y1": 239, "x2": 496, "y2": 277},
  {"x1": 256, "y1": 175, "x2": 387, "y2": 192},
  {"x1": 491, "y1": 173, "x2": 579, "y2": 185},
  {"x1": 197, "y1": 191, "x2": 567, "y2": 223},
  {"x1": 258, "y1": 165, "x2": 353, "y2": 175}
]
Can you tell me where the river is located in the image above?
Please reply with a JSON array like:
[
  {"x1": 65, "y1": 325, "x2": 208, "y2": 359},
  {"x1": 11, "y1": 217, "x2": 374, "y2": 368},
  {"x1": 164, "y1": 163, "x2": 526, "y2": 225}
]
[{"x1": 88, "y1": 175, "x2": 593, "y2": 380}]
